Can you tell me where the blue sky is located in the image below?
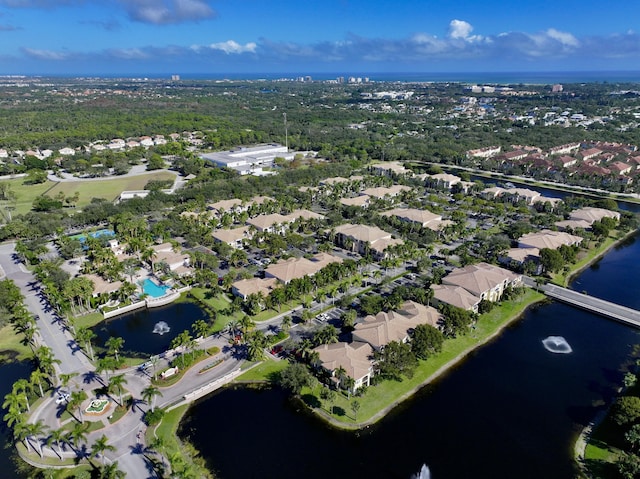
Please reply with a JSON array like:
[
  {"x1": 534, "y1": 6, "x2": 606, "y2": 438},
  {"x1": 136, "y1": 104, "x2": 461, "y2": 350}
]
[{"x1": 0, "y1": 0, "x2": 639, "y2": 75}]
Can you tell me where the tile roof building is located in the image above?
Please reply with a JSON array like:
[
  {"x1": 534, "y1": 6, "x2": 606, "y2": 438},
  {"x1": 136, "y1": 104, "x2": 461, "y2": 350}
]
[
  {"x1": 333, "y1": 223, "x2": 404, "y2": 259},
  {"x1": 264, "y1": 253, "x2": 342, "y2": 284},
  {"x1": 313, "y1": 342, "x2": 375, "y2": 392},
  {"x1": 231, "y1": 277, "x2": 279, "y2": 300},
  {"x1": 517, "y1": 230, "x2": 583, "y2": 250},
  {"x1": 431, "y1": 284, "x2": 481, "y2": 312},
  {"x1": 441, "y1": 262, "x2": 522, "y2": 303},
  {"x1": 352, "y1": 300, "x2": 442, "y2": 350}
]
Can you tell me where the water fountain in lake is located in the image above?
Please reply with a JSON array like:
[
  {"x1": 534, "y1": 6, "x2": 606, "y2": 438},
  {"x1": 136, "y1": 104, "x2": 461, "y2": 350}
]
[
  {"x1": 411, "y1": 464, "x2": 431, "y2": 479},
  {"x1": 153, "y1": 321, "x2": 170, "y2": 335},
  {"x1": 542, "y1": 336, "x2": 572, "y2": 354}
]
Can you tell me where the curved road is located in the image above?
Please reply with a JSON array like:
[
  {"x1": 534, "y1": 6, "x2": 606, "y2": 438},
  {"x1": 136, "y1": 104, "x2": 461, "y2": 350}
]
[{"x1": 0, "y1": 242, "x2": 244, "y2": 477}]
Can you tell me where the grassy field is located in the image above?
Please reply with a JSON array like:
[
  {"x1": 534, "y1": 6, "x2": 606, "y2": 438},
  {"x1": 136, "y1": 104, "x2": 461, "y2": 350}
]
[{"x1": 1, "y1": 171, "x2": 176, "y2": 216}]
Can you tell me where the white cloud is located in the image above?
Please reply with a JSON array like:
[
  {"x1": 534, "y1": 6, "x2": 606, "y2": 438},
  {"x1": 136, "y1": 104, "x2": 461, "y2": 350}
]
[
  {"x1": 14, "y1": 19, "x2": 640, "y2": 70},
  {"x1": 449, "y1": 19, "x2": 474, "y2": 40},
  {"x1": 22, "y1": 47, "x2": 69, "y2": 60},
  {"x1": 107, "y1": 48, "x2": 149, "y2": 59},
  {"x1": 119, "y1": 0, "x2": 215, "y2": 24},
  {"x1": 546, "y1": 28, "x2": 579, "y2": 47},
  {"x1": 205, "y1": 40, "x2": 257, "y2": 54}
]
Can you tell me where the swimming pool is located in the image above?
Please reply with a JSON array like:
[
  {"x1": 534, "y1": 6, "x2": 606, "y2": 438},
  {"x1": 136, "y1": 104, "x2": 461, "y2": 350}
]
[
  {"x1": 142, "y1": 278, "x2": 170, "y2": 298},
  {"x1": 70, "y1": 229, "x2": 116, "y2": 250}
]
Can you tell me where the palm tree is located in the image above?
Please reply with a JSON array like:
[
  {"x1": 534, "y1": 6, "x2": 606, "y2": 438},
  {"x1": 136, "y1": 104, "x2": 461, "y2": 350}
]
[
  {"x1": 30, "y1": 369, "x2": 48, "y2": 397},
  {"x1": 67, "y1": 421, "x2": 90, "y2": 453},
  {"x1": 141, "y1": 385, "x2": 163, "y2": 411},
  {"x1": 96, "y1": 356, "x2": 117, "y2": 382},
  {"x1": 25, "y1": 419, "x2": 49, "y2": 457},
  {"x1": 3, "y1": 407, "x2": 23, "y2": 429},
  {"x1": 91, "y1": 434, "x2": 116, "y2": 466},
  {"x1": 105, "y1": 336, "x2": 125, "y2": 363},
  {"x1": 34, "y1": 346, "x2": 61, "y2": 379},
  {"x1": 12, "y1": 379, "x2": 33, "y2": 412},
  {"x1": 3, "y1": 391, "x2": 23, "y2": 414},
  {"x1": 76, "y1": 327, "x2": 96, "y2": 361},
  {"x1": 108, "y1": 374, "x2": 128, "y2": 406},
  {"x1": 239, "y1": 314, "x2": 255, "y2": 335},
  {"x1": 68, "y1": 390, "x2": 88, "y2": 423},
  {"x1": 334, "y1": 365, "x2": 347, "y2": 388},
  {"x1": 149, "y1": 435, "x2": 168, "y2": 470},
  {"x1": 99, "y1": 461, "x2": 125, "y2": 479},
  {"x1": 281, "y1": 315, "x2": 292, "y2": 333},
  {"x1": 59, "y1": 372, "x2": 78, "y2": 391},
  {"x1": 344, "y1": 377, "x2": 356, "y2": 398},
  {"x1": 47, "y1": 428, "x2": 67, "y2": 460},
  {"x1": 191, "y1": 319, "x2": 210, "y2": 340}
]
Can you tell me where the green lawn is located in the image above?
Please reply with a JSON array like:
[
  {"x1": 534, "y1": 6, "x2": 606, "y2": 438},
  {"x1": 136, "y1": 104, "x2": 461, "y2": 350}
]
[
  {"x1": 150, "y1": 405, "x2": 213, "y2": 479},
  {"x1": 305, "y1": 289, "x2": 545, "y2": 427},
  {"x1": 0, "y1": 325, "x2": 32, "y2": 360},
  {"x1": 548, "y1": 229, "x2": 632, "y2": 287},
  {"x1": 235, "y1": 357, "x2": 289, "y2": 382},
  {"x1": 47, "y1": 171, "x2": 177, "y2": 207},
  {"x1": 0, "y1": 178, "x2": 55, "y2": 216},
  {"x1": 1, "y1": 171, "x2": 176, "y2": 216},
  {"x1": 188, "y1": 288, "x2": 243, "y2": 332}
]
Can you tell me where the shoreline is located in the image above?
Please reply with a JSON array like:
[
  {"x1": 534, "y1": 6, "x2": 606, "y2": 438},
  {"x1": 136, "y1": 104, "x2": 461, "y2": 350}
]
[
  {"x1": 307, "y1": 228, "x2": 640, "y2": 430},
  {"x1": 571, "y1": 229, "x2": 640, "y2": 474},
  {"x1": 312, "y1": 290, "x2": 547, "y2": 430},
  {"x1": 160, "y1": 226, "x2": 638, "y2": 473}
]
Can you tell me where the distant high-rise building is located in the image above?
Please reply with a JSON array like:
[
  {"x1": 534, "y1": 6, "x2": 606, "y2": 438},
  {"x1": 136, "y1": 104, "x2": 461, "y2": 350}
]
[
  {"x1": 337, "y1": 76, "x2": 345, "y2": 83},
  {"x1": 552, "y1": 84, "x2": 563, "y2": 92},
  {"x1": 305, "y1": 75, "x2": 312, "y2": 82},
  {"x1": 171, "y1": 74, "x2": 180, "y2": 81}
]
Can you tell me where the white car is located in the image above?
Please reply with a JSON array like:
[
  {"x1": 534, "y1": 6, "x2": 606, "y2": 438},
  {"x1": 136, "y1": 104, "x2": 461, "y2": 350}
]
[{"x1": 55, "y1": 393, "x2": 70, "y2": 405}]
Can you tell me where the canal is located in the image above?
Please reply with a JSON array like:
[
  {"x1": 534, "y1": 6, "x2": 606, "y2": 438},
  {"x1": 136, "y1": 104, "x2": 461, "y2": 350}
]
[{"x1": 179, "y1": 235, "x2": 640, "y2": 479}]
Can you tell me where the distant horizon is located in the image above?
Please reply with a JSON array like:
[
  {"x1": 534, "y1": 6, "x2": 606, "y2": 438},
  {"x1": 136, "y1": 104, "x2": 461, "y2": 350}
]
[
  {"x1": 1, "y1": 1, "x2": 639, "y2": 76},
  {"x1": 5, "y1": 70, "x2": 640, "y2": 85}
]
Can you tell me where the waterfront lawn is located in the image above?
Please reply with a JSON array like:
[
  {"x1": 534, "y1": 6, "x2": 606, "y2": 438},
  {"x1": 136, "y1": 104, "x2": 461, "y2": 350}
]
[
  {"x1": 584, "y1": 416, "x2": 626, "y2": 478},
  {"x1": 0, "y1": 325, "x2": 32, "y2": 360},
  {"x1": 550, "y1": 231, "x2": 621, "y2": 287},
  {"x1": 188, "y1": 288, "x2": 243, "y2": 333},
  {"x1": 235, "y1": 357, "x2": 289, "y2": 382},
  {"x1": 151, "y1": 405, "x2": 213, "y2": 479},
  {"x1": 312, "y1": 289, "x2": 545, "y2": 425},
  {"x1": 73, "y1": 311, "x2": 104, "y2": 329}
]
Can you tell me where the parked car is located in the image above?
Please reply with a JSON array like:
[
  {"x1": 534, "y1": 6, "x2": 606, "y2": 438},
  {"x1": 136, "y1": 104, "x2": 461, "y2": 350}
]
[{"x1": 55, "y1": 392, "x2": 70, "y2": 405}]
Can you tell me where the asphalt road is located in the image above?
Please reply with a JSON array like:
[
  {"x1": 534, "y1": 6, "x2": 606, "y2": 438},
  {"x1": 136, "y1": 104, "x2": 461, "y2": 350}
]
[{"x1": 0, "y1": 242, "x2": 244, "y2": 478}]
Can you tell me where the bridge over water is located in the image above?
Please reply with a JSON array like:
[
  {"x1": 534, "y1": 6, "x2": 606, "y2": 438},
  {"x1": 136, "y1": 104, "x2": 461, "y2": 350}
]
[{"x1": 523, "y1": 277, "x2": 640, "y2": 328}]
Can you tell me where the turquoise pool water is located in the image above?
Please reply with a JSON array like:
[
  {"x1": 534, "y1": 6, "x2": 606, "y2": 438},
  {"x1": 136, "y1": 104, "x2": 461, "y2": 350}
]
[
  {"x1": 142, "y1": 278, "x2": 170, "y2": 298},
  {"x1": 70, "y1": 229, "x2": 116, "y2": 250}
]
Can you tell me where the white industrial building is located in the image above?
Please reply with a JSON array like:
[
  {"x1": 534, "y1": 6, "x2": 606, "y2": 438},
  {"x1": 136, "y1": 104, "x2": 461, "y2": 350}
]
[{"x1": 200, "y1": 144, "x2": 294, "y2": 176}]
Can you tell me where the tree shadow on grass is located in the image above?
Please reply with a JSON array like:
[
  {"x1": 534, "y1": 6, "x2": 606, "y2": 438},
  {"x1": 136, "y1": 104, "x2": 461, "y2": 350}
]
[
  {"x1": 301, "y1": 394, "x2": 321, "y2": 408},
  {"x1": 583, "y1": 458, "x2": 618, "y2": 479},
  {"x1": 332, "y1": 406, "x2": 346, "y2": 417}
]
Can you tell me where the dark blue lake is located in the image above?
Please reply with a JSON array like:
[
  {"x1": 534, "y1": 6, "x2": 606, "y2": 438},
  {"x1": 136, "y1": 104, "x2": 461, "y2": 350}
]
[
  {"x1": 92, "y1": 301, "x2": 208, "y2": 357},
  {"x1": 0, "y1": 359, "x2": 33, "y2": 478},
  {"x1": 179, "y1": 233, "x2": 640, "y2": 479}
]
